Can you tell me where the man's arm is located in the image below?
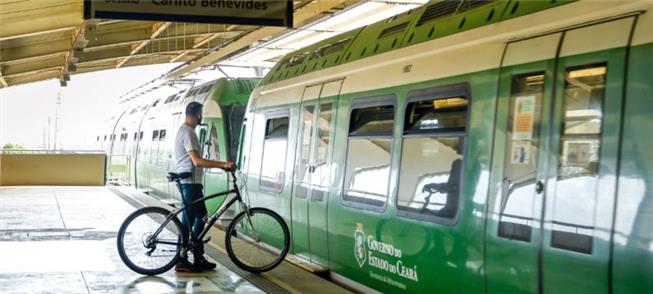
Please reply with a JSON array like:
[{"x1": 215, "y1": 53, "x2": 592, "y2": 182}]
[{"x1": 187, "y1": 149, "x2": 235, "y2": 170}]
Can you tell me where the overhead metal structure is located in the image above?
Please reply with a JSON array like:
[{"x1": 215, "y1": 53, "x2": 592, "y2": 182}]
[
  {"x1": 0, "y1": 0, "x2": 428, "y2": 89},
  {"x1": 0, "y1": 0, "x2": 362, "y2": 88}
]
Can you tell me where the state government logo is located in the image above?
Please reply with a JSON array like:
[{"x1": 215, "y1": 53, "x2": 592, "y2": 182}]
[{"x1": 354, "y1": 223, "x2": 366, "y2": 268}]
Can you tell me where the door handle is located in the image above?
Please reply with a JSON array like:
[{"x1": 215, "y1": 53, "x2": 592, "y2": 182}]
[{"x1": 535, "y1": 180, "x2": 544, "y2": 194}]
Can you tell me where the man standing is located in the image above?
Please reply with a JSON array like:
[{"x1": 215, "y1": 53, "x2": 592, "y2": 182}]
[{"x1": 175, "y1": 101, "x2": 235, "y2": 272}]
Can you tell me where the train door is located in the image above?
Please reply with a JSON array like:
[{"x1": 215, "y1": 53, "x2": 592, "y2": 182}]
[
  {"x1": 167, "y1": 112, "x2": 183, "y2": 201},
  {"x1": 308, "y1": 80, "x2": 341, "y2": 266},
  {"x1": 291, "y1": 84, "x2": 320, "y2": 260},
  {"x1": 541, "y1": 17, "x2": 633, "y2": 294},
  {"x1": 485, "y1": 18, "x2": 633, "y2": 293},
  {"x1": 291, "y1": 80, "x2": 342, "y2": 265},
  {"x1": 130, "y1": 129, "x2": 139, "y2": 186},
  {"x1": 150, "y1": 126, "x2": 163, "y2": 195},
  {"x1": 202, "y1": 121, "x2": 229, "y2": 215}
]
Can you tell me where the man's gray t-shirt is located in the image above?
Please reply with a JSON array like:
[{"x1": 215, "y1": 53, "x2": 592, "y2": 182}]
[{"x1": 175, "y1": 124, "x2": 203, "y2": 184}]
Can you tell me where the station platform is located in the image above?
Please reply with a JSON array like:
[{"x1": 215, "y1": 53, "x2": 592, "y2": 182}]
[{"x1": 0, "y1": 186, "x2": 353, "y2": 294}]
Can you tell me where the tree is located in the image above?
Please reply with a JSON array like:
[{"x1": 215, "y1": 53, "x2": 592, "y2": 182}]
[{"x1": 2, "y1": 143, "x2": 25, "y2": 150}]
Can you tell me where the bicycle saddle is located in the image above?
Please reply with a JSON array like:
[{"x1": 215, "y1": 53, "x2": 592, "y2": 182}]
[{"x1": 167, "y1": 172, "x2": 192, "y2": 182}]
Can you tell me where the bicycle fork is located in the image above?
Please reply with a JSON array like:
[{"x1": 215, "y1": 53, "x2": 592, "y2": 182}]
[{"x1": 240, "y1": 202, "x2": 260, "y2": 242}]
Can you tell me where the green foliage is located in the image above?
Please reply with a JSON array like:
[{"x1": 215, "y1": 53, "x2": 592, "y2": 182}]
[{"x1": 2, "y1": 143, "x2": 25, "y2": 150}]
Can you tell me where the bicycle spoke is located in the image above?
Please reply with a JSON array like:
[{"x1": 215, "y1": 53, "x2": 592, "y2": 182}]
[
  {"x1": 226, "y1": 208, "x2": 289, "y2": 273},
  {"x1": 118, "y1": 207, "x2": 182, "y2": 275}
]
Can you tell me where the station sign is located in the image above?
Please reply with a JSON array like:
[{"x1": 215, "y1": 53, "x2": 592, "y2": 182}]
[{"x1": 83, "y1": 0, "x2": 293, "y2": 27}]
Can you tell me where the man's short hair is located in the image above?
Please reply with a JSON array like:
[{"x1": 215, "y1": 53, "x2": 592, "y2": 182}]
[{"x1": 186, "y1": 102, "x2": 203, "y2": 116}]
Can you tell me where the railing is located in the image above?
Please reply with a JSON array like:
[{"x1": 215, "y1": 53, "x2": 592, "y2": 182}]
[{"x1": 0, "y1": 149, "x2": 105, "y2": 154}]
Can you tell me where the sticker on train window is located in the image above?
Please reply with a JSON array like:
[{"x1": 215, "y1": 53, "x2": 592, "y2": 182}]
[
  {"x1": 512, "y1": 95, "x2": 535, "y2": 140},
  {"x1": 510, "y1": 141, "x2": 531, "y2": 165}
]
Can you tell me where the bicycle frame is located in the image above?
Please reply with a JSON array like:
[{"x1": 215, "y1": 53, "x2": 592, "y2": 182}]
[{"x1": 151, "y1": 171, "x2": 249, "y2": 248}]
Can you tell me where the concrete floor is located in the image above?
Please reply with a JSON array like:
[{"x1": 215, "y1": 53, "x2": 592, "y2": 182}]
[{"x1": 0, "y1": 186, "x2": 265, "y2": 293}]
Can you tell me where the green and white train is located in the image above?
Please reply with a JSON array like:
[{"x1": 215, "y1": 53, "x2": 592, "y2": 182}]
[
  {"x1": 236, "y1": 0, "x2": 653, "y2": 293},
  {"x1": 100, "y1": 78, "x2": 258, "y2": 213}
]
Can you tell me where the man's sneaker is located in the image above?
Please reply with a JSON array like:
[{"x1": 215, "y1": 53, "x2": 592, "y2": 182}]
[
  {"x1": 175, "y1": 260, "x2": 198, "y2": 273},
  {"x1": 194, "y1": 258, "x2": 217, "y2": 271}
]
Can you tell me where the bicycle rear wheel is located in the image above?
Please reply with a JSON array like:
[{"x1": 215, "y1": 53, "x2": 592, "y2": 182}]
[
  {"x1": 225, "y1": 207, "x2": 290, "y2": 273},
  {"x1": 117, "y1": 206, "x2": 184, "y2": 275}
]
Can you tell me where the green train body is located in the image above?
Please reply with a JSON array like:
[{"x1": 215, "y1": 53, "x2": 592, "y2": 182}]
[
  {"x1": 101, "y1": 78, "x2": 258, "y2": 213},
  {"x1": 238, "y1": 0, "x2": 653, "y2": 293}
]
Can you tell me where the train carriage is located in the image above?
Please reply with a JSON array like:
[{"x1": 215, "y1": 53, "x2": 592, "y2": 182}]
[
  {"x1": 102, "y1": 78, "x2": 258, "y2": 214},
  {"x1": 239, "y1": 0, "x2": 653, "y2": 292}
]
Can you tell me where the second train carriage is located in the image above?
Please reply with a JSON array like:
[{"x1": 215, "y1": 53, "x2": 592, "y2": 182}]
[
  {"x1": 238, "y1": 0, "x2": 653, "y2": 293},
  {"x1": 100, "y1": 78, "x2": 259, "y2": 213}
]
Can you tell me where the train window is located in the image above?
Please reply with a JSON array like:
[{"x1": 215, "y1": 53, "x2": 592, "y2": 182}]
[
  {"x1": 221, "y1": 104, "x2": 246, "y2": 162},
  {"x1": 97, "y1": 136, "x2": 99, "y2": 142},
  {"x1": 343, "y1": 98, "x2": 395, "y2": 209},
  {"x1": 139, "y1": 131, "x2": 144, "y2": 140},
  {"x1": 104, "y1": 135, "x2": 107, "y2": 141},
  {"x1": 397, "y1": 86, "x2": 468, "y2": 221},
  {"x1": 550, "y1": 64, "x2": 607, "y2": 254},
  {"x1": 348, "y1": 105, "x2": 394, "y2": 136},
  {"x1": 404, "y1": 98, "x2": 467, "y2": 133},
  {"x1": 498, "y1": 72, "x2": 545, "y2": 242},
  {"x1": 152, "y1": 130, "x2": 159, "y2": 141},
  {"x1": 310, "y1": 103, "x2": 334, "y2": 202},
  {"x1": 260, "y1": 113, "x2": 290, "y2": 193},
  {"x1": 133, "y1": 132, "x2": 138, "y2": 141},
  {"x1": 265, "y1": 116, "x2": 290, "y2": 139},
  {"x1": 159, "y1": 129, "x2": 166, "y2": 141},
  {"x1": 293, "y1": 104, "x2": 315, "y2": 199}
]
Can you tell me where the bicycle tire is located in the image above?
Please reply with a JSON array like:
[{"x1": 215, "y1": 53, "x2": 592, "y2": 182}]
[
  {"x1": 225, "y1": 207, "x2": 290, "y2": 273},
  {"x1": 117, "y1": 206, "x2": 185, "y2": 275}
]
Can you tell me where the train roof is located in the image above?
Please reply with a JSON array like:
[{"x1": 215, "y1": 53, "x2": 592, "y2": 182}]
[
  {"x1": 261, "y1": 0, "x2": 572, "y2": 86},
  {"x1": 183, "y1": 78, "x2": 260, "y2": 107}
]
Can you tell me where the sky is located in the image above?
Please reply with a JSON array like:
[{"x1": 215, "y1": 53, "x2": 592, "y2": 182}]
[{"x1": 0, "y1": 63, "x2": 261, "y2": 150}]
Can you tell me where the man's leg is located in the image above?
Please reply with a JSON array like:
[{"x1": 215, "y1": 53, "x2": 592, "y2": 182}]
[
  {"x1": 188, "y1": 184, "x2": 215, "y2": 271},
  {"x1": 176, "y1": 184, "x2": 198, "y2": 272},
  {"x1": 189, "y1": 184, "x2": 207, "y2": 259}
]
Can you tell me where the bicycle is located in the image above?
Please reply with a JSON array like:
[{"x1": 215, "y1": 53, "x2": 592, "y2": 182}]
[{"x1": 116, "y1": 169, "x2": 290, "y2": 275}]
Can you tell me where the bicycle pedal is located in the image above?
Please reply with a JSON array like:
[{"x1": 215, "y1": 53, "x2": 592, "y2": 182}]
[{"x1": 203, "y1": 237, "x2": 211, "y2": 243}]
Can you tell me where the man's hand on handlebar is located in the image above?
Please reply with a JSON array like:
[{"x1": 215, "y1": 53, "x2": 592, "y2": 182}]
[{"x1": 221, "y1": 161, "x2": 237, "y2": 171}]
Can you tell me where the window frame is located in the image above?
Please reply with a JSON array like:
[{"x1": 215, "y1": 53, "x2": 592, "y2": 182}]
[
  {"x1": 395, "y1": 83, "x2": 471, "y2": 225},
  {"x1": 259, "y1": 109, "x2": 291, "y2": 194},
  {"x1": 341, "y1": 94, "x2": 397, "y2": 213}
]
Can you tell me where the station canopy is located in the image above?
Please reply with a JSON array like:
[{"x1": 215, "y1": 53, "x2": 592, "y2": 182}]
[{"x1": 0, "y1": 0, "x2": 427, "y2": 89}]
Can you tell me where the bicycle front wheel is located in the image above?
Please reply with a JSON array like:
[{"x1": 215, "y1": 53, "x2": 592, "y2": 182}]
[
  {"x1": 225, "y1": 207, "x2": 290, "y2": 273},
  {"x1": 117, "y1": 206, "x2": 184, "y2": 275}
]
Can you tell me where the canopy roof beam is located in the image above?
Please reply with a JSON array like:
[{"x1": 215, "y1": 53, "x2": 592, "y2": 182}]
[{"x1": 116, "y1": 22, "x2": 171, "y2": 68}]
